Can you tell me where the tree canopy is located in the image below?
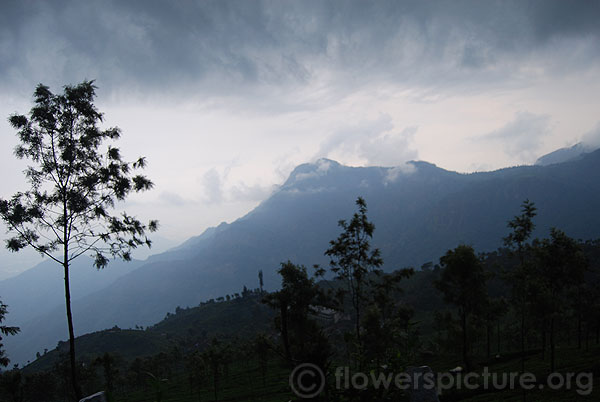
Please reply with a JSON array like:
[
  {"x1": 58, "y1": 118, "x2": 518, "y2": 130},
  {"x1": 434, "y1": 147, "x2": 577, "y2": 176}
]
[{"x1": 0, "y1": 81, "x2": 157, "y2": 268}]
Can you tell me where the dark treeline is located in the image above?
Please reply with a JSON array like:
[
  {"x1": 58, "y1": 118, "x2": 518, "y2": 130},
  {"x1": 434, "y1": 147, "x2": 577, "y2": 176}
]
[{"x1": 1, "y1": 198, "x2": 600, "y2": 401}]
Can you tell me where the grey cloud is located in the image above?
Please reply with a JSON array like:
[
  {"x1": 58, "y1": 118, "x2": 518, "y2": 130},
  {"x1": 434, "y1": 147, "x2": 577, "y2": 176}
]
[
  {"x1": 2, "y1": 0, "x2": 599, "y2": 101},
  {"x1": 158, "y1": 191, "x2": 191, "y2": 207},
  {"x1": 359, "y1": 125, "x2": 419, "y2": 167},
  {"x1": 527, "y1": 1, "x2": 600, "y2": 43},
  {"x1": 383, "y1": 164, "x2": 417, "y2": 185},
  {"x1": 230, "y1": 182, "x2": 276, "y2": 202},
  {"x1": 479, "y1": 112, "x2": 551, "y2": 161},
  {"x1": 201, "y1": 167, "x2": 274, "y2": 204},
  {"x1": 201, "y1": 168, "x2": 224, "y2": 204},
  {"x1": 581, "y1": 123, "x2": 600, "y2": 150},
  {"x1": 294, "y1": 159, "x2": 334, "y2": 181},
  {"x1": 316, "y1": 114, "x2": 418, "y2": 167}
]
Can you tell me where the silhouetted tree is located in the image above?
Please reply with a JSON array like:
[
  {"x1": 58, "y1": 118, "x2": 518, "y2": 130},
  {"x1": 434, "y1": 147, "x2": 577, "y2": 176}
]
[
  {"x1": 145, "y1": 371, "x2": 167, "y2": 402},
  {"x1": 263, "y1": 261, "x2": 330, "y2": 367},
  {"x1": 203, "y1": 338, "x2": 225, "y2": 402},
  {"x1": 94, "y1": 353, "x2": 119, "y2": 401},
  {"x1": 0, "y1": 370, "x2": 23, "y2": 402},
  {"x1": 325, "y1": 197, "x2": 383, "y2": 367},
  {"x1": 128, "y1": 358, "x2": 146, "y2": 390},
  {"x1": 435, "y1": 245, "x2": 487, "y2": 371},
  {"x1": 23, "y1": 371, "x2": 57, "y2": 402},
  {"x1": 0, "y1": 81, "x2": 157, "y2": 400},
  {"x1": 504, "y1": 199, "x2": 536, "y2": 384},
  {"x1": 253, "y1": 334, "x2": 270, "y2": 389},
  {"x1": 480, "y1": 297, "x2": 507, "y2": 359},
  {"x1": 185, "y1": 351, "x2": 206, "y2": 402},
  {"x1": 534, "y1": 228, "x2": 586, "y2": 372},
  {"x1": 362, "y1": 269, "x2": 415, "y2": 368},
  {"x1": 0, "y1": 302, "x2": 19, "y2": 367}
]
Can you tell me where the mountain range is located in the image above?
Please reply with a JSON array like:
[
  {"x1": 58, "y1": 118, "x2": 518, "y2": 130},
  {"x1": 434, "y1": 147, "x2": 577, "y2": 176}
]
[{"x1": 3, "y1": 145, "x2": 600, "y2": 365}]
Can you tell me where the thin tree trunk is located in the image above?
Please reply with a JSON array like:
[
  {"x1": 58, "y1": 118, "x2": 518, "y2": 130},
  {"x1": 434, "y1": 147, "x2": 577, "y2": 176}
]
[
  {"x1": 355, "y1": 303, "x2": 361, "y2": 347},
  {"x1": 520, "y1": 308, "x2": 525, "y2": 371},
  {"x1": 462, "y1": 310, "x2": 470, "y2": 371},
  {"x1": 577, "y1": 305, "x2": 582, "y2": 350},
  {"x1": 550, "y1": 316, "x2": 555, "y2": 373},
  {"x1": 497, "y1": 321, "x2": 501, "y2": 354},
  {"x1": 213, "y1": 362, "x2": 219, "y2": 402},
  {"x1": 486, "y1": 323, "x2": 491, "y2": 360},
  {"x1": 541, "y1": 321, "x2": 546, "y2": 360},
  {"x1": 280, "y1": 303, "x2": 291, "y2": 363},
  {"x1": 521, "y1": 305, "x2": 526, "y2": 402},
  {"x1": 64, "y1": 261, "x2": 81, "y2": 401},
  {"x1": 63, "y1": 193, "x2": 80, "y2": 402},
  {"x1": 353, "y1": 282, "x2": 363, "y2": 370},
  {"x1": 585, "y1": 321, "x2": 589, "y2": 351},
  {"x1": 355, "y1": 285, "x2": 361, "y2": 344},
  {"x1": 517, "y1": 249, "x2": 527, "y2": 402}
]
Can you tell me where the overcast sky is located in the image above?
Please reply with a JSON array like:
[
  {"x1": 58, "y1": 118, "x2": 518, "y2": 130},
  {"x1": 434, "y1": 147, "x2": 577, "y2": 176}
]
[{"x1": 1, "y1": 0, "x2": 600, "y2": 277}]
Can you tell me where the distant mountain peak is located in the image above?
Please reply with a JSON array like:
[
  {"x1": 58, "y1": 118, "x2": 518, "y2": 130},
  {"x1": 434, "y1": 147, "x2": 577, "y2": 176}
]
[
  {"x1": 407, "y1": 160, "x2": 437, "y2": 169},
  {"x1": 314, "y1": 157, "x2": 340, "y2": 165},
  {"x1": 535, "y1": 143, "x2": 594, "y2": 166},
  {"x1": 285, "y1": 158, "x2": 342, "y2": 185}
]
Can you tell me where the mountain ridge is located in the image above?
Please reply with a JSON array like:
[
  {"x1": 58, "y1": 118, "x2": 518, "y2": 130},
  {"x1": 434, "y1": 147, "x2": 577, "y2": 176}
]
[{"x1": 4, "y1": 148, "x2": 600, "y2": 365}]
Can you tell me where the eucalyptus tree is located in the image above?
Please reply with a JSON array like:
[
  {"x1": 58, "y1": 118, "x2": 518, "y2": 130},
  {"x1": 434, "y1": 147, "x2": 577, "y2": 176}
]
[
  {"x1": 535, "y1": 229, "x2": 586, "y2": 372},
  {"x1": 325, "y1": 197, "x2": 383, "y2": 366},
  {"x1": 263, "y1": 261, "x2": 330, "y2": 366},
  {"x1": 435, "y1": 245, "x2": 487, "y2": 371},
  {"x1": 0, "y1": 81, "x2": 157, "y2": 400},
  {"x1": 503, "y1": 199, "x2": 536, "y2": 380}
]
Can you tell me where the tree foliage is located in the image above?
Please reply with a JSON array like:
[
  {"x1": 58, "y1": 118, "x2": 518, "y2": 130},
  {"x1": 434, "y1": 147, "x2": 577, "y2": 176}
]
[
  {"x1": 362, "y1": 269, "x2": 416, "y2": 371},
  {"x1": 263, "y1": 261, "x2": 330, "y2": 366},
  {"x1": 534, "y1": 228, "x2": 587, "y2": 371},
  {"x1": 503, "y1": 199, "x2": 537, "y2": 383},
  {"x1": 325, "y1": 197, "x2": 383, "y2": 358},
  {"x1": 435, "y1": 244, "x2": 487, "y2": 370},
  {"x1": 0, "y1": 81, "x2": 158, "y2": 268},
  {"x1": 504, "y1": 199, "x2": 537, "y2": 257},
  {"x1": 0, "y1": 302, "x2": 19, "y2": 368}
]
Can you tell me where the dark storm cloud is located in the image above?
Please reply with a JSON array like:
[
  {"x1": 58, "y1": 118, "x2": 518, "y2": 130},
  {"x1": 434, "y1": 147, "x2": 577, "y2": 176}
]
[
  {"x1": 527, "y1": 1, "x2": 600, "y2": 42},
  {"x1": 1, "y1": 0, "x2": 599, "y2": 99}
]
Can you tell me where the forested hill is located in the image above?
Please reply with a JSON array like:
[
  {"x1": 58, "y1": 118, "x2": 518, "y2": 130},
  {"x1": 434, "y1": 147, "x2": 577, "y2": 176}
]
[{"x1": 4, "y1": 147, "x2": 600, "y2": 365}]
